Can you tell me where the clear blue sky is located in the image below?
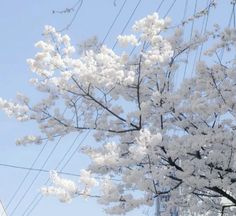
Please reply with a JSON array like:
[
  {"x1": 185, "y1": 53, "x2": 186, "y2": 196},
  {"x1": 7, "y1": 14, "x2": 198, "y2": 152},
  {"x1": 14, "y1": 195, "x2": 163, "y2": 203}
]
[{"x1": 0, "y1": 0, "x2": 232, "y2": 215}]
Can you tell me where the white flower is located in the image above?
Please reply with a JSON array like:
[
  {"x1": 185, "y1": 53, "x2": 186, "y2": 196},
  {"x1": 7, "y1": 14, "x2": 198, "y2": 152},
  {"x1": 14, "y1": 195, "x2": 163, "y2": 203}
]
[
  {"x1": 117, "y1": 34, "x2": 139, "y2": 47},
  {"x1": 50, "y1": 170, "x2": 78, "y2": 194},
  {"x1": 41, "y1": 186, "x2": 72, "y2": 203}
]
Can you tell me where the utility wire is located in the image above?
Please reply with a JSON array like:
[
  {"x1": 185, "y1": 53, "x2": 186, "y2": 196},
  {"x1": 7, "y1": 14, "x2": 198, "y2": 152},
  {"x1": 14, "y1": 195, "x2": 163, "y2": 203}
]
[
  {"x1": 52, "y1": 133, "x2": 81, "y2": 171},
  {"x1": 23, "y1": 96, "x2": 121, "y2": 215},
  {"x1": 198, "y1": 0, "x2": 211, "y2": 61},
  {"x1": 190, "y1": 0, "x2": 211, "y2": 77},
  {"x1": 182, "y1": 0, "x2": 197, "y2": 79},
  {"x1": 9, "y1": 136, "x2": 63, "y2": 216},
  {"x1": 0, "y1": 163, "x2": 81, "y2": 178},
  {"x1": 164, "y1": 0, "x2": 177, "y2": 18},
  {"x1": 155, "y1": 0, "x2": 165, "y2": 12},
  {"x1": 59, "y1": 131, "x2": 90, "y2": 171},
  {"x1": 0, "y1": 201, "x2": 7, "y2": 216},
  {"x1": 59, "y1": 0, "x2": 84, "y2": 32},
  {"x1": 101, "y1": 0, "x2": 128, "y2": 45},
  {"x1": 0, "y1": 162, "x2": 121, "y2": 182},
  {"x1": 112, "y1": 0, "x2": 142, "y2": 50},
  {"x1": 5, "y1": 105, "x2": 68, "y2": 216},
  {"x1": 21, "y1": 131, "x2": 90, "y2": 216},
  {"x1": 23, "y1": 196, "x2": 43, "y2": 216},
  {"x1": 19, "y1": 132, "x2": 79, "y2": 215},
  {"x1": 1, "y1": 141, "x2": 48, "y2": 216},
  {"x1": 172, "y1": 0, "x2": 189, "y2": 86},
  {"x1": 182, "y1": 0, "x2": 188, "y2": 21},
  {"x1": 22, "y1": 179, "x2": 50, "y2": 216},
  {"x1": 219, "y1": 1, "x2": 236, "y2": 61}
]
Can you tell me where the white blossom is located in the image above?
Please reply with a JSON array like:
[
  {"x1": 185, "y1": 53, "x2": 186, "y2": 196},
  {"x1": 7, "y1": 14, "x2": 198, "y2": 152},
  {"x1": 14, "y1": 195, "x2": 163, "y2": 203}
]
[
  {"x1": 1, "y1": 10, "x2": 236, "y2": 215},
  {"x1": 117, "y1": 34, "x2": 139, "y2": 47}
]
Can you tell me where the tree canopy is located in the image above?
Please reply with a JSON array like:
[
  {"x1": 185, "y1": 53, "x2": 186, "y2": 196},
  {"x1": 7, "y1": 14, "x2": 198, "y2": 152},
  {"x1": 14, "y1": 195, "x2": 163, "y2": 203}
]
[{"x1": 1, "y1": 3, "x2": 236, "y2": 215}]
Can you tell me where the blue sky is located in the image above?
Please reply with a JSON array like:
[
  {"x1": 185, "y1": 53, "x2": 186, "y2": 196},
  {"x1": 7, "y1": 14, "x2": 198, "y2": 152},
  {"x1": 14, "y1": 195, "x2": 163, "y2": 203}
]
[{"x1": 0, "y1": 0, "x2": 232, "y2": 215}]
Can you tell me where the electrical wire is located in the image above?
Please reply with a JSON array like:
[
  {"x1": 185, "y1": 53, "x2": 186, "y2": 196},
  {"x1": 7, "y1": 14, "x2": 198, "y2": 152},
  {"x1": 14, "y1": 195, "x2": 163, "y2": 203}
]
[
  {"x1": 164, "y1": 0, "x2": 177, "y2": 18},
  {"x1": 0, "y1": 162, "x2": 121, "y2": 182},
  {"x1": 0, "y1": 141, "x2": 48, "y2": 216},
  {"x1": 101, "y1": 0, "x2": 128, "y2": 45},
  {"x1": 0, "y1": 163, "x2": 81, "y2": 178},
  {"x1": 219, "y1": 1, "x2": 236, "y2": 61},
  {"x1": 112, "y1": 0, "x2": 142, "y2": 50},
  {"x1": 182, "y1": 0, "x2": 197, "y2": 79},
  {"x1": 198, "y1": 0, "x2": 211, "y2": 61},
  {"x1": 4, "y1": 104, "x2": 68, "y2": 216},
  {"x1": 59, "y1": 0, "x2": 84, "y2": 32},
  {"x1": 9, "y1": 136, "x2": 63, "y2": 216},
  {"x1": 182, "y1": 0, "x2": 188, "y2": 21},
  {"x1": 59, "y1": 131, "x2": 90, "y2": 171},
  {"x1": 190, "y1": 0, "x2": 211, "y2": 77},
  {"x1": 21, "y1": 131, "x2": 90, "y2": 216},
  {"x1": 155, "y1": 0, "x2": 165, "y2": 12},
  {"x1": 23, "y1": 195, "x2": 43, "y2": 216}
]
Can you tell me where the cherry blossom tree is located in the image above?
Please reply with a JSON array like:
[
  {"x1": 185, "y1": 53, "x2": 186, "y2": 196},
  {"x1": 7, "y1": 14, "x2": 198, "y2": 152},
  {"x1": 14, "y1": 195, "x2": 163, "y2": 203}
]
[{"x1": 1, "y1": 2, "x2": 236, "y2": 215}]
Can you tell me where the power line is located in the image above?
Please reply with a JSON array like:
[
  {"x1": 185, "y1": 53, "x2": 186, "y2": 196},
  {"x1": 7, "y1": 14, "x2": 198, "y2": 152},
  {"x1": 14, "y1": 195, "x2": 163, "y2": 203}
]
[
  {"x1": 60, "y1": 131, "x2": 90, "y2": 171},
  {"x1": 22, "y1": 180, "x2": 49, "y2": 216},
  {"x1": 182, "y1": 0, "x2": 188, "y2": 21},
  {"x1": 219, "y1": 1, "x2": 236, "y2": 61},
  {"x1": 5, "y1": 103, "x2": 69, "y2": 215},
  {"x1": 182, "y1": 0, "x2": 197, "y2": 80},
  {"x1": 101, "y1": 0, "x2": 128, "y2": 45},
  {"x1": 155, "y1": 0, "x2": 165, "y2": 12},
  {"x1": 0, "y1": 201, "x2": 7, "y2": 216},
  {"x1": 164, "y1": 0, "x2": 177, "y2": 18},
  {"x1": 21, "y1": 131, "x2": 91, "y2": 216},
  {"x1": 198, "y1": 0, "x2": 211, "y2": 61},
  {"x1": 0, "y1": 163, "x2": 80, "y2": 178},
  {"x1": 190, "y1": 1, "x2": 204, "y2": 77},
  {"x1": 52, "y1": 133, "x2": 81, "y2": 170},
  {"x1": 112, "y1": 0, "x2": 142, "y2": 50},
  {"x1": 59, "y1": 0, "x2": 84, "y2": 32},
  {"x1": 9, "y1": 136, "x2": 63, "y2": 216},
  {"x1": 0, "y1": 162, "x2": 121, "y2": 182},
  {"x1": 18, "y1": 132, "x2": 79, "y2": 215},
  {"x1": 190, "y1": 0, "x2": 211, "y2": 77},
  {"x1": 1, "y1": 141, "x2": 48, "y2": 216},
  {"x1": 23, "y1": 195, "x2": 43, "y2": 216}
]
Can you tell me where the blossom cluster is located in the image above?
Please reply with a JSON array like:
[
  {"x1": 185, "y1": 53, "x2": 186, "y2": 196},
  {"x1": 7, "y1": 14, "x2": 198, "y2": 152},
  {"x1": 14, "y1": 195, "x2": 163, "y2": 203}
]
[{"x1": 1, "y1": 9, "x2": 236, "y2": 215}]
